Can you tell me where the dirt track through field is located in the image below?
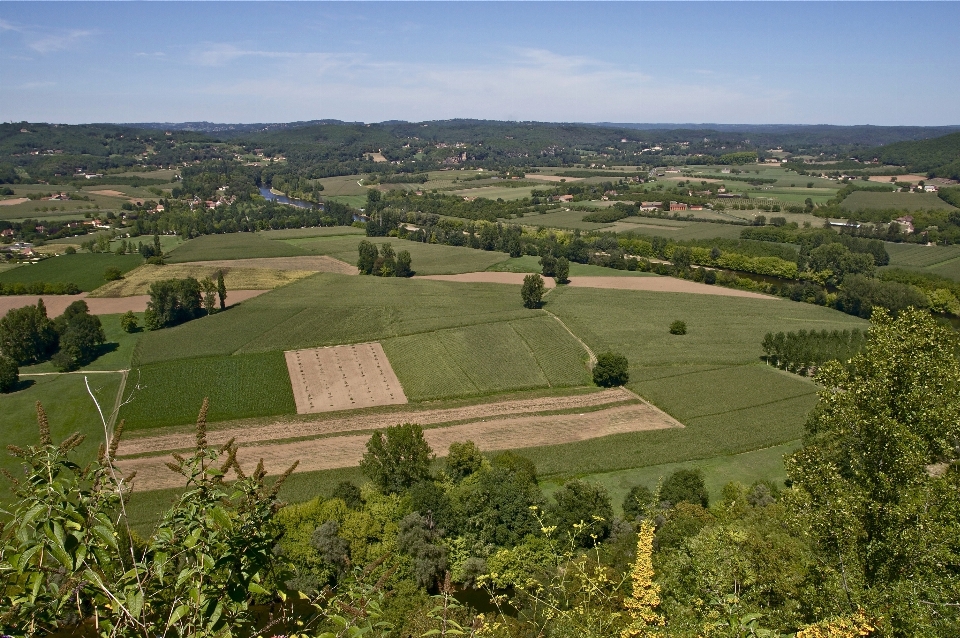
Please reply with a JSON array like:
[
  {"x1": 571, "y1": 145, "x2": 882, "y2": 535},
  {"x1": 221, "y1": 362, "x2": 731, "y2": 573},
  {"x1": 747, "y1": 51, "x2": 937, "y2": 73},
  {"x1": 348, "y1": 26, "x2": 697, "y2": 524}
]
[
  {"x1": 417, "y1": 272, "x2": 773, "y2": 299},
  {"x1": 0, "y1": 290, "x2": 268, "y2": 316},
  {"x1": 0, "y1": 198, "x2": 30, "y2": 206},
  {"x1": 116, "y1": 390, "x2": 682, "y2": 491},
  {"x1": 566, "y1": 276, "x2": 775, "y2": 298},
  {"x1": 177, "y1": 256, "x2": 358, "y2": 275},
  {"x1": 118, "y1": 387, "x2": 642, "y2": 456},
  {"x1": 417, "y1": 272, "x2": 557, "y2": 287}
]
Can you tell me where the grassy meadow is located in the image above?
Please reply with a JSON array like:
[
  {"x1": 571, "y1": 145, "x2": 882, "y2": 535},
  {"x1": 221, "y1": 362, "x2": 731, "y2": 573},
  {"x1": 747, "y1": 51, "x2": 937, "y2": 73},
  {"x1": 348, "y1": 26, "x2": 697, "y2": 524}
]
[
  {"x1": 0, "y1": 253, "x2": 143, "y2": 290},
  {"x1": 165, "y1": 232, "x2": 310, "y2": 262}
]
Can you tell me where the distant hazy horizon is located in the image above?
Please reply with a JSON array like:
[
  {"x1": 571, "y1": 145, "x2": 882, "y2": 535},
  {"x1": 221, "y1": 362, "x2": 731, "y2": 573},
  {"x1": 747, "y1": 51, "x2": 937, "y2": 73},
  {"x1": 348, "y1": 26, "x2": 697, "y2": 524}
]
[{"x1": 2, "y1": 2, "x2": 959, "y2": 126}]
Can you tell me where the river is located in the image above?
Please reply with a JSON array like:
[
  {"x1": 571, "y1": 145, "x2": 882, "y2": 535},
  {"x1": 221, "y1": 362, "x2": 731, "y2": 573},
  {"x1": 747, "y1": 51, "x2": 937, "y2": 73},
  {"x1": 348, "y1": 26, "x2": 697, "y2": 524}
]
[{"x1": 258, "y1": 187, "x2": 318, "y2": 209}]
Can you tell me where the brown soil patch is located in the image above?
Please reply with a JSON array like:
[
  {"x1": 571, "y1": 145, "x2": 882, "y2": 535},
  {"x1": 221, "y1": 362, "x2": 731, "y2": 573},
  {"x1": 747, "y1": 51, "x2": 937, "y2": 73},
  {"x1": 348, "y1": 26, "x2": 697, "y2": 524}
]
[
  {"x1": 0, "y1": 290, "x2": 267, "y2": 316},
  {"x1": 525, "y1": 175, "x2": 584, "y2": 183},
  {"x1": 116, "y1": 390, "x2": 681, "y2": 490},
  {"x1": 867, "y1": 175, "x2": 927, "y2": 184},
  {"x1": 88, "y1": 189, "x2": 128, "y2": 198},
  {"x1": 177, "y1": 256, "x2": 357, "y2": 275},
  {"x1": 285, "y1": 342, "x2": 407, "y2": 414},
  {"x1": 0, "y1": 198, "x2": 30, "y2": 206},
  {"x1": 567, "y1": 276, "x2": 775, "y2": 299},
  {"x1": 118, "y1": 387, "x2": 639, "y2": 457},
  {"x1": 89, "y1": 264, "x2": 313, "y2": 297},
  {"x1": 417, "y1": 272, "x2": 557, "y2": 287}
]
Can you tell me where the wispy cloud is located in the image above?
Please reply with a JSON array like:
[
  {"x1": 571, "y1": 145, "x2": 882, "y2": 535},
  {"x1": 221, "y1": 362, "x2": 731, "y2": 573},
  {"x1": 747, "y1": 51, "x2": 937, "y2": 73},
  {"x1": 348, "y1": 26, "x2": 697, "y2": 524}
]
[
  {"x1": 188, "y1": 45, "x2": 790, "y2": 124},
  {"x1": 28, "y1": 29, "x2": 94, "y2": 54}
]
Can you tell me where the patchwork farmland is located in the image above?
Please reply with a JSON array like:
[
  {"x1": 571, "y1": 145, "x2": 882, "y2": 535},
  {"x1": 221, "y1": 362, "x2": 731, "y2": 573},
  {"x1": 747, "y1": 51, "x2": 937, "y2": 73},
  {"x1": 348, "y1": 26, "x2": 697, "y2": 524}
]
[{"x1": 1, "y1": 228, "x2": 873, "y2": 516}]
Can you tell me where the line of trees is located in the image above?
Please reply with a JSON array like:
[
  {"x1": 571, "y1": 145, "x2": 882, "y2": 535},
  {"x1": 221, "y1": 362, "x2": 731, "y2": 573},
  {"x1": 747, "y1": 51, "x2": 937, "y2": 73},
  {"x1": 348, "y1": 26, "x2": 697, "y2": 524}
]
[{"x1": 761, "y1": 328, "x2": 866, "y2": 374}]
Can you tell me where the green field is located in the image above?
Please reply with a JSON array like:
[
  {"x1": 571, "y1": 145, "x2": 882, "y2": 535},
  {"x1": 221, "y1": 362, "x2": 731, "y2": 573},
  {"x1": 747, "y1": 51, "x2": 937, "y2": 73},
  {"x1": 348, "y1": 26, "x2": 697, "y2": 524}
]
[
  {"x1": 882, "y1": 241, "x2": 960, "y2": 281},
  {"x1": 119, "y1": 352, "x2": 296, "y2": 430},
  {"x1": 610, "y1": 218, "x2": 747, "y2": 240},
  {"x1": 885, "y1": 242, "x2": 960, "y2": 268},
  {"x1": 842, "y1": 190, "x2": 956, "y2": 212},
  {"x1": 166, "y1": 232, "x2": 310, "y2": 262},
  {"x1": 259, "y1": 226, "x2": 366, "y2": 240},
  {"x1": 285, "y1": 235, "x2": 510, "y2": 275},
  {"x1": 132, "y1": 274, "x2": 532, "y2": 365},
  {"x1": 450, "y1": 185, "x2": 536, "y2": 201},
  {"x1": 0, "y1": 253, "x2": 143, "y2": 290},
  {"x1": 382, "y1": 316, "x2": 591, "y2": 400}
]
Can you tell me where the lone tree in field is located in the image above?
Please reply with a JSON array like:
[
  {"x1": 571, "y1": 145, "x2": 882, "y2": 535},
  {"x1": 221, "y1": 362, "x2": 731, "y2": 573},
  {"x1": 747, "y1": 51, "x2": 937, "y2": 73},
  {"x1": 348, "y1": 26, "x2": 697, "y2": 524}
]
[
  {"x1": 593, "y1": 351, "x2": 629, "y2": 387},
  {"x1": 554, "y1": 257, "x2": 570, "y2": 284},
  {"x1": 360, "y1": 423, "x2": 434, "y2": 494},
  {"x1": 216, "y1": 269, "x2": 227, "y2": 309},
  {"x1": 521, "y1": 273, "x2": 546, "y2": 309},
  {"x1": 357, "y1": 239, "x2": 379, "y2": 274},
  {"x1": 0, "y1": 299, "x2": 58, "y2": 365},
  {"x1": 669, "y1": 320, "x2": 687, "y2": 335}
]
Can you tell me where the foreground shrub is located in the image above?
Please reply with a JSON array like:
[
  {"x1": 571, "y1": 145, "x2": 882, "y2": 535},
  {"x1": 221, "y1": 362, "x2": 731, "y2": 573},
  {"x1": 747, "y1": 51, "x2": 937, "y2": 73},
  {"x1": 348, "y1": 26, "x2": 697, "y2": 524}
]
[
  {"x1": 593, "y1": 351, "x2": 629, "y2": 387},
  {"x1": 669, "y1": 320, "x2": 687, "y2": 335}
]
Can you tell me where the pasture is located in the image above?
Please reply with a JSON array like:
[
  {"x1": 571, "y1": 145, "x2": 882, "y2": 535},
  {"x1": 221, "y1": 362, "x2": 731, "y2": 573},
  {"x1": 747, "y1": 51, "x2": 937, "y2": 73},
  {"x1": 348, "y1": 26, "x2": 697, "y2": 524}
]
[
  {"x1": 0, "y1": 253, "x2": 143, "y2": 291},
  {"x1": 610, "y1": 218, "x2": 747, "y2": 240},
  {"x1": 842, "y1": 190, "x2": 956, "y2": 212},
  {"x1": 165, "y1": 232, "x2": 310, "y2": 262},
  {"x1": 488, "y1": 255, "x2": 657, "y2": 277},
  {"x1": 449, "y1": 185, "x2": 536, "y2": 201}
]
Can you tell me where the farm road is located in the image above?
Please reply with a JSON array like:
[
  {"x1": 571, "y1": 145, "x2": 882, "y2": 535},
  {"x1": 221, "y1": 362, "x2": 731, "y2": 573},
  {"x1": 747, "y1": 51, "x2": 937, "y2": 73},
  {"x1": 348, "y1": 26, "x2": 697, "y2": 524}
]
[
  {"x1": 416, "y1": 272, "x2": 774, "y2": 299},
  {"x1": 0, "y1": 290, "x2": 267, "y2": 316},
  {"x1": 117, "y1": 387, "x2": 640, "y2": 456},
  {"x1": 117, "y1": 393, "x2": 682, "y2": 491}
]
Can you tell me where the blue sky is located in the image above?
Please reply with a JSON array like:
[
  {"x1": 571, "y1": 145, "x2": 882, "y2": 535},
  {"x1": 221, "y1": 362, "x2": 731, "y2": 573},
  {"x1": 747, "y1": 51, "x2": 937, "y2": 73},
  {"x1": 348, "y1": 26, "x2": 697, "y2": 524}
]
[{"x1": 1, "y1": 2, "x2": 958, "y2": 125}]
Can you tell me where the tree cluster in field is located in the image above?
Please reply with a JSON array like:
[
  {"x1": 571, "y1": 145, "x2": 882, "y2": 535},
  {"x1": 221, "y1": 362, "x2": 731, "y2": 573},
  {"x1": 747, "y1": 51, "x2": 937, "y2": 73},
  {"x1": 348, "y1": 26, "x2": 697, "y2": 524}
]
[
  {"x1": 5, "y1": 310, "x2": 958, "y2": 636},
  {"x1": 144, "y1": 272, "x2": 225, "y2": 330},
  {"x1": 0, "y1": 298, "x2": 105, "y2": 379},
  {"x1": 357, "y1": 240, "x2": 412, "y2": 277},
  {"x1": 761, "y1": 328, "x2": 866, "y2": 375}
]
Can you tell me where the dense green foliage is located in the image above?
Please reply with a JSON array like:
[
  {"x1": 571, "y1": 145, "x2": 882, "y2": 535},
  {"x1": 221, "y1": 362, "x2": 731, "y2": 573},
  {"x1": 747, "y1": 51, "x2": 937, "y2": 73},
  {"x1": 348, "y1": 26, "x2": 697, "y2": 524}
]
[
  {"x1": 0, "y1": 355, "x2": 17, "y2": 392},
  {"x1": 0, "y1": 300, "x2": 58, "y2": 364},
  {"x1": 669, "y1": 320, "x2": 687, "y2": 335},
  {"x1": 521, "y1": 273, "x2": 545, "y2": 308},
  {"x1": 144, "y1": 277, "x2": 204, "y2": 329},
  {"x1": 50, "y1": 300, "x2": 106, "y2": 371},
  {"x1": 593, "y1": 351, "x2": 629, "y2": 387},
  {"x1": 360, "y1": 423, "x2": 434, "y2": 494},
  {"x1": 864, "y1": 130, "x2": 960, "y2": 179}
]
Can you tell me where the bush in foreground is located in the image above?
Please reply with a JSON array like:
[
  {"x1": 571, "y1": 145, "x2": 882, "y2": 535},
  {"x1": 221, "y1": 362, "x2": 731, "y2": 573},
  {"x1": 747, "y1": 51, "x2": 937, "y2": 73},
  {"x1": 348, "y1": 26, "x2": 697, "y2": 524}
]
[
  {"x1": 593, "y1": 351, "x2": 629, "y2": 387},
  {"x1": 670, "y1": 320, "x2": 687, "y2": 335}
]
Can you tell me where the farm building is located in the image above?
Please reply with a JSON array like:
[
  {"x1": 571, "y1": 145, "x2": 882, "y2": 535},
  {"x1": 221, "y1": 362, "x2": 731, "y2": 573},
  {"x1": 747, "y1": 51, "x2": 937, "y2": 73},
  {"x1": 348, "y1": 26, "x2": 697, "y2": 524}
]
[{"x1": 669, "y1": 202, "x2": 688, "y2": 211}]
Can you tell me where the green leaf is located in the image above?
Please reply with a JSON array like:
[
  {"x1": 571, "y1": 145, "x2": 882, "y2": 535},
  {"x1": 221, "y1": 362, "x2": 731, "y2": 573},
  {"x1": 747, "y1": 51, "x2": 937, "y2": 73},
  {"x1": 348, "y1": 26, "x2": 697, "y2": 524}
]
[{"x1": 167, "y1": 603, "x2": 191, "y2": 627}]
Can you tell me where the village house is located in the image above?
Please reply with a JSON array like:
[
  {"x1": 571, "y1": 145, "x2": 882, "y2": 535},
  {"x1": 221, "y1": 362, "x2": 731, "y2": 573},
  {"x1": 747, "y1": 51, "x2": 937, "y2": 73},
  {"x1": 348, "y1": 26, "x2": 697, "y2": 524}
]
[
  {"x1": 924, "y1": 185, "x2": 939, "y2": 192},
  {"x1": 556, "y1": 194, "x2": 574, "y2": 203},
  {"x1": 639, "y1": 201, "x2": 663, "y2": 211},
  {"x1": 894, "y1": 216, "x2": 915, "y2": 234},
  {"x1": 669, "y1": 202, "x2": 688, "y2": 211}
]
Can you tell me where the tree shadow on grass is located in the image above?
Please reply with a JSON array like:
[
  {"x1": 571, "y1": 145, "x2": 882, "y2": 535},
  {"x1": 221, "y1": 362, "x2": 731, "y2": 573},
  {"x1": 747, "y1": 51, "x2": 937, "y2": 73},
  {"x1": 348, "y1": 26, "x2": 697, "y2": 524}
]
[
  {"x1": 10, "y1": 379, "x2": 36, "y2": 393},
  {"x1": 92, "y1": 342, "x2": 120, "y2": 359}
]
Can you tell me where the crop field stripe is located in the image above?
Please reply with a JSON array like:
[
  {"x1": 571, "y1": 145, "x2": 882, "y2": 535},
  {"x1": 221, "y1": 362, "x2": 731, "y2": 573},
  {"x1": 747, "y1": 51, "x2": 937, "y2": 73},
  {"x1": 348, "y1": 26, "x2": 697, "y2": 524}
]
[
  {"x1": 681, "y1": 389, "x2": 818, "y2": 421},
  {"x1": 508, "y1": 319, "x2": 552, "y2": 388}
]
